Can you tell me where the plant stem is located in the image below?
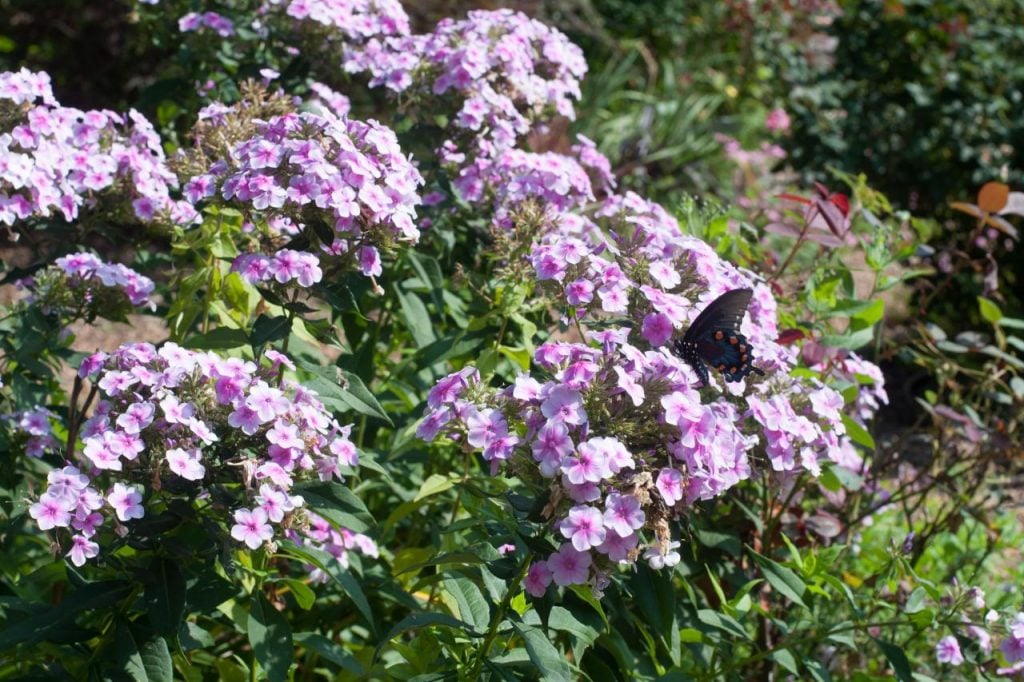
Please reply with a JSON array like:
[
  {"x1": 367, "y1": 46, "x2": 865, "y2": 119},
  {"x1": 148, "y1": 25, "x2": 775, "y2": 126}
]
[{"x1": 469, "y1": 552, "x2": 533, "y2": 679}]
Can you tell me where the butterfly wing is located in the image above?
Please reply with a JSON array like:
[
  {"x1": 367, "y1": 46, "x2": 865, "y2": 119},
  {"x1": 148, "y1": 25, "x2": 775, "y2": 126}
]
[
  {"x1": 677, "y1": 288, "x2": 762, "y2": 384},
  {"x1": 683, "y1": 289, "x2": 753, "y2": 343}
]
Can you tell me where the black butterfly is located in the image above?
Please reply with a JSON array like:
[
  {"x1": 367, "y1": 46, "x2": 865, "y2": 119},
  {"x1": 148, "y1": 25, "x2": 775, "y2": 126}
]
[{"x1": 674, "y1": 288, "x2": 764, "y2": 386}]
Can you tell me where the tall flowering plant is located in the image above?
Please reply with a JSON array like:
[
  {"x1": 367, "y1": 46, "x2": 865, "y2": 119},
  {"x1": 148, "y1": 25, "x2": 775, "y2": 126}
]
[
  {"x1": 344, "y1": 9, "x2": 586, "y2": 157},
  {"x1": 177, "y1": 87, "x2": 423, "y2": 295},
  {"x1": 419, "y1": 188, "x2": 879, "y2": 594},
  {"x1": 27, "y1": 343, "x2": 376, "y2": 570},
  {"x1": 0, "y1": 70, "x2": 194, "y2": 229}
]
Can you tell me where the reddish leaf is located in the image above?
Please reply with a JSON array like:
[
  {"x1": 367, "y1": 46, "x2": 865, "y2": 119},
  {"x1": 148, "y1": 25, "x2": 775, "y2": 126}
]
[
  {"x1": 829, "y1": 193, "x2": 850, "y2": 216},
  {"x1": 777, "y1": 328, "x2": 807, "y2": 345},
  {"x1": 777, "y1": 193, "x2": 812, "y2": 205},
  {"x1": 764, "y1": 222, "x2": 803, "y2": 238}
]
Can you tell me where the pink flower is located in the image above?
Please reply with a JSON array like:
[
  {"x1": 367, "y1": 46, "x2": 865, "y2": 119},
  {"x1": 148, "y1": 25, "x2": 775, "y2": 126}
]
[
  {"x1": 558, "y1": 505, "x2": 606, "y2": 551},
  {"x1": 160, "y1": 395, "x2": 195, "y2": 424},
  {"x1": 166, "y1": 448, "x2": 206, "y2": 481},
  {"x1": 107, "y1": 483, "x2": 144, "y2": 522},
  {"x1": 602, "y1": 493, "x2": 645, "y2": 537},
  {"x1": 765, "y1": 107, "x2": 791, "y2": 134},
  {"x1": 547, "y1": 544, "x2": 592, "y2": 586},
  {"x1": 560, "y1": 441, "x2": 611, "y2": 485},
  {"x1": 67, "y1": 535, "x2": 99, "y2": 567},
  {"x1": 115, "y1": 401, "x2": 154, "y2": 434},
  {"x1": 231, "y1": 508, "x2": 274, "y2": 549},
  {"x1": 29, "y1": 494, "x2": 71, "y2": 530},
  {"x1": 540, "y1": 385, "x2": 586, "y2": 425},
  {"x1": 524, "y1": 562, "x2": 552, "y2": 597},
  {"x1": 641, "y1": 312, "x2": 673, "y2": 346},
  {"x1": 656, "y1": 468, "x2": 684, "y2": 506},
  {"x1": 935, "y1": 635, "x2": 963, "y2": 666}
]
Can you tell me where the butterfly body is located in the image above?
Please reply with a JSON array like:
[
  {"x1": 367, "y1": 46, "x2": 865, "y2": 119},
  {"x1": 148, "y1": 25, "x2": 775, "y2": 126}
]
[{"x1": 674, "y1": 288, "x2": 764, "y2": 386}]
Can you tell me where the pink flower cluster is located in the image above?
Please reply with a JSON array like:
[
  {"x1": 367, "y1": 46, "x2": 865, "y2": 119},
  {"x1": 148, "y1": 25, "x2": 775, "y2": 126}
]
[
  {"x1": 185, "y1": 110, "x2": 422, "y2": 287},
  {"x1": 419, "y1": 308, "x2": 854, "y2": 593},
  {"x1": 3, "y1": 406, "x2": 59, "y2": 457},
  {"x1": 179, "y1": 11, "x2": 236, "y2": 37},
  {"x1": 28, "y1": 343, "x2": 374, "y2": 568},
  {"x1": 19, "y1": 252, "x2": 155, "y2": 309},
  {"x1": 452, "y1": 148, "x2": 595, "y2": 228},
  {"x1": 344, "y1": 9, "x2": 586, "y2": 154},
  {"x1": 270, "y1": 0, "x2": 410, "y2": 40},
  {"x1": 0, "y1": 70, "x2": 195, "y2": 226},
  {"x1": 0, "y1": 68, "x2": 55, "y2": 106}
]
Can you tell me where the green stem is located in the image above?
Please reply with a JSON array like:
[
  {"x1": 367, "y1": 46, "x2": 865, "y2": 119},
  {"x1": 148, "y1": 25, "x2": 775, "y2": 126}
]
[{"x1": 469, "y1": 553, "x2": 533, "y2": 679}]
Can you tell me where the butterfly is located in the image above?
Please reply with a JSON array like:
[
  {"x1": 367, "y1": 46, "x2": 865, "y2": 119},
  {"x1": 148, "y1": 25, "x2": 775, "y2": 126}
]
[{"x1": 673, "y1": 288, "x2": 765, "y2": 386}]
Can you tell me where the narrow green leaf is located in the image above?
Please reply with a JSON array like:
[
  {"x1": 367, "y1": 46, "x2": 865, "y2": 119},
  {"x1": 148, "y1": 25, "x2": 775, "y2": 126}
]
[
  {"x1": 338, "y1": 370, "x2": 392, "y2": 425},
  {"x1": 904, "y1": 587, "x2": 926, "y2": 614},
  {"x1": 247, "y1": 594, "x2": 293, "y2": 682},
  {"x1": 138, "y1": 633, "x2": 174, "y2": 682},
  {"x1": 251, "y1": 314, "x2": 292, "y2": 346},
  {"x1": 842, "y1": 414, "x2": 876, "y2": 449},
  {"x1": 184, "y1": 327, "x2": 249, "y2": 350},
  {"x1": 696, "y1": 609, "x2": 750, "y2": 640},
  {"x1": 294, "y1": 632, "x2": 364, "y2": 674},
  {"x1": 771, "y1": 648, "x2": 800, "y2": 675},
  {"x1": 280, "y1": 578, "x2": 316, "y2": 610},
  {"x1": 330, "y1": 565, "x2": 376, "y2": 635},
  {"x1": 511, "y1": 622, "x2": 573, "y2": 682},
  {"x1": 978, "y1": 296, "x2": 1003, "y2": 324},
  {"x1": 379, "y1": 612, "x2": 483, "y2": 646},
  {"x1": 820, "y1": 326, "x2": 875, "y2": 350},
  {"x1": 0, "y1": 580, "x2": 132, "y2": 650},
  {"x1": 805, "y1": 658, "x2": 832, "y2": 682},
  {"x1": 752, "y1": 552, "x2": 808, "y2": 608},
  {"x1": 296, "y1": 480, "x2": 374, "y2": 533},
  {"x1": 397, "y1": 288, "x2": 436, "y2": 348},
  {"x1": 443, "y1": 576, "x2": 491, "y2": 631},
  {"x1": 144, "y1": 558, "x2": 187, "y2": 637},
  {"x1": 414, "y1": 474, "x2": 457, "y2": 502},
  {"x1": 873, "y1": 637, "x2": 913, "y2": 682}
]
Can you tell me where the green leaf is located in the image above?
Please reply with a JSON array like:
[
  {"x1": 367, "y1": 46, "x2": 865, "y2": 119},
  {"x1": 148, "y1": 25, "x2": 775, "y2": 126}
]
[
  {"x1": 184, "y1": 327, "x2": 249, "y2": 350},
  {"x1": 280, "y1": 578, "x2": 316, "y2": 610},
  {"x1": 379, "y1": 612, "x2": 483, "y2": 646},
  {"x1": 397, "y1": 289, "x2": 436, "y2": 348},
  {"x1": 442, "y1": 576, "x2": 491, "y2": 632},
  {"x1": 904, "y1": 587, "x2": 926, "y2": 614},
  {"x1": 294, "y1": 361, "x2": 348, "y2": 411},
  {"x1": 0, "y1": 580, "x2": 132, "y2": 650},
  {"x1": 752, "y1": 552, "x2": 808, "y2": 608},
  {"x1": 294, "y1": 632, "x2": 364, "y2": 674},
  {"x1": 295, "y1": 480, "x2": 374, "y2": 534},
  {"x1": 873, "y1": 637, "x2": 913, "y2": 682},
  {"x1": 338, "y1": 370, "x2": 392, "y2": 425},
  {"x1": 330, "y1": 564, "x2": 376, "y2": 634},
  {"x1": 511, "y1": 622, "x2": 573, "y2": 682},
  {"x1": 144, "y1": 558, "x2": 187, "y2": 637},
  {"x1": 842, "y1": 414, "x2": 876, "y2": 449},
  {"x1": 978, "y1": 296, "x2": 1003, "y2": 324},
  {"x1": 696, "y1": 609, "x2": 750, "y2": 640},
  {"x1": 138, "y1": 633, "x2": 174, "y2": 682},
  {"x1": 252, "y1": 314, "x2": 292, "y2": 346},
  {"x1": 413, "y1": 473, "x2": 457, "y2": 502},
  {"x1": 820, "y1": 326, "x2": 875, "y2": 350},
  {"x1": 771, "y1": 648, "x2": 800, "y2": 675},
  {"x1": 805, "y1": 658, "x2": 832, "y2": 682},
  {"x1": 246, "y1": 594, "x2": 293, "y2": 682},
  {"x1": 116, "y1": 621, "x2": 173, "y2": 682}
]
